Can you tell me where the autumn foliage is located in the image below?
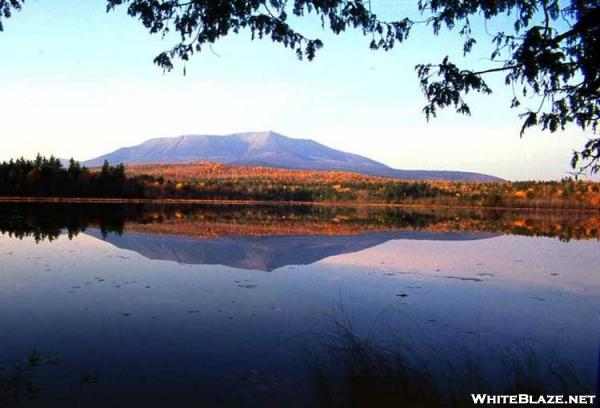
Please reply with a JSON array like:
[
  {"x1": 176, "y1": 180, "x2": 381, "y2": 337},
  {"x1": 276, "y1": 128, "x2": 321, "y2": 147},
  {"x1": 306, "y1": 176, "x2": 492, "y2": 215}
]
[
  {"x1": 125, "y1": 162, "x2": 600, "y2": 210},
  {"x1": 1, "y1": 157, "x2": 599, "y2": 210}
]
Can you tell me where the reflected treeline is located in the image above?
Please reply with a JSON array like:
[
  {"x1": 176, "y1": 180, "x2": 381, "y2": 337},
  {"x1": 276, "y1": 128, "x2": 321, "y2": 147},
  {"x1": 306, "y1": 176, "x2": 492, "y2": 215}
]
[
  {"x1": 0, "y1": 204, "x2": 136, "y2": 242},
  {"x1": 0, "y1": 203, "x2": 599, "y2": 242}
]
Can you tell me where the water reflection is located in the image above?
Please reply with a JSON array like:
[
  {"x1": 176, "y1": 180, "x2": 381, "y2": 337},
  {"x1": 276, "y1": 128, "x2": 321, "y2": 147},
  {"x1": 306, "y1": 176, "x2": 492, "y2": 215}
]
[
  {"x1": 89, "y1": 229, "x2": 498, "y2": 271},
  {"x1": 0, "y1": 203, "x2": 599, "y2": 242},
  {"x1": 0, "y1": 203, "x2": 598, "y2": 406}
]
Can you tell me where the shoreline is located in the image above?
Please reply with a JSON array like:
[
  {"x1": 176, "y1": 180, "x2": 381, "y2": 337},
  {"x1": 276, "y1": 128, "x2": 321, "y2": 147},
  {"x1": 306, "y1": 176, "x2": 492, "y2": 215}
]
[{"x1": 0, "y1": 196, "x2": 598, "y2": 212}]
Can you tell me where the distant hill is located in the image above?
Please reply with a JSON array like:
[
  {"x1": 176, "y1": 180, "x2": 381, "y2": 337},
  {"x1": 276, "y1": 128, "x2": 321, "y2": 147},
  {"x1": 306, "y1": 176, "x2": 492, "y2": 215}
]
[{"x1": 83, "y1": 131, "x2": 502, "y2": 182}]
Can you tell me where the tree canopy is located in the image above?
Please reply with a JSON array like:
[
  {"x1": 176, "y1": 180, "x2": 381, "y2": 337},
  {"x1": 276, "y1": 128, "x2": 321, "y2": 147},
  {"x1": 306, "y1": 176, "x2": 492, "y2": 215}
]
[
  {"x1": 1, "y1": 0, "x2": 599, "y2": 174},
  {"x1": 0, "y1": 155, "x2": 135, "y2": 197}
]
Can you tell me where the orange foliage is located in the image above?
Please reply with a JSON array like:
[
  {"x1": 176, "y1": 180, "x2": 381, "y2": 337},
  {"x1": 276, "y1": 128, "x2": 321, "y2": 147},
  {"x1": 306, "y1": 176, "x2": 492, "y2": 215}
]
[{"x1": 125, "y1": 161, "x2": 392, "y2": 184}]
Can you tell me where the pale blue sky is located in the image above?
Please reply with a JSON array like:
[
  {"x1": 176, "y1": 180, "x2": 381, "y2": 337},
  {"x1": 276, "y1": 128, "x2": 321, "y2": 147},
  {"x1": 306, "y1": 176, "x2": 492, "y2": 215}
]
[{"x1": 0, "y1": 0, "x2": 595, "y2": 180}]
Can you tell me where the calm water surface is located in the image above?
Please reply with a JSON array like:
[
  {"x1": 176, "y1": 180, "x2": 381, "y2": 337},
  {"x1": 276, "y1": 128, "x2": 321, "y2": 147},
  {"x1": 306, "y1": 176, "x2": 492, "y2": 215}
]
[{"x1": 0, "y1": 204, "x2": 598, "y2": 407}]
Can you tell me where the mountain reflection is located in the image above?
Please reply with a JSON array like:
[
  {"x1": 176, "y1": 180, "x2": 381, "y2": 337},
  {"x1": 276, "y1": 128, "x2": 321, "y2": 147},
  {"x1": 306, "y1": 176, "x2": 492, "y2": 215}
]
[{"x1": 86, "y1": 229, "x2": 497, "y2": 271}]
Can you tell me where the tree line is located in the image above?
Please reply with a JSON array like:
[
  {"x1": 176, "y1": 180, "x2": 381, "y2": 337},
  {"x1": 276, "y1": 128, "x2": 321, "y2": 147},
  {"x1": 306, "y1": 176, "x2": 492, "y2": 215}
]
[
  {"x1": 0, "y1": 155, "x2": 448, "y2": 202},
  {"x1": 0, "y1": 155, "x2": 144, "y2": 197},
  {"x1": 1, "y1": 155, "x2": 599, "y2": 209}
]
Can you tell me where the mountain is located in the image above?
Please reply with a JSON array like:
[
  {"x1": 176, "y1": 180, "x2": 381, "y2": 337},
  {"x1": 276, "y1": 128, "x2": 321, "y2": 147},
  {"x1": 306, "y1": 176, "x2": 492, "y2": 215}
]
[
  {"x1": 85, "y1": 229, "x2": 499, "y2": 272},
  {"x1": 83, "y1": 131, "x2": 502, "y2": 182}
]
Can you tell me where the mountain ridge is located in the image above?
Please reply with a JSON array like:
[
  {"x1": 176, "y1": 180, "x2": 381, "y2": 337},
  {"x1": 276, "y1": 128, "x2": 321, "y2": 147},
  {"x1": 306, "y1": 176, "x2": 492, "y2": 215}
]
[{"x1": 83, "y1": 131, "x2": 502, "y2": 182}]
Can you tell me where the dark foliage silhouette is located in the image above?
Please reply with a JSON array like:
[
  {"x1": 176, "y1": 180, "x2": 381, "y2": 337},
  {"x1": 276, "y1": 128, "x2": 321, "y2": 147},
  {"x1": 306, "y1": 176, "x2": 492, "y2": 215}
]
[
  {"x1": 3, "y1": 0, "x2": 597, "y2": 173},
  {"x1": 0, "y1": 155, "x2": 138, "y2": 197}
]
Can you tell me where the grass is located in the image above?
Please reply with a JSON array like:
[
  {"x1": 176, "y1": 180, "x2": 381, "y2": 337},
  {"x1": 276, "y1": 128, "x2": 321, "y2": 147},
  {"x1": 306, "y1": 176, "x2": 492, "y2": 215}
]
[
  {"x1": 0, "y1": 351, "x2": 59, "y2": 408},
  {"x1": 303, "y1": 306, "x2": 589, "y2": 408}
]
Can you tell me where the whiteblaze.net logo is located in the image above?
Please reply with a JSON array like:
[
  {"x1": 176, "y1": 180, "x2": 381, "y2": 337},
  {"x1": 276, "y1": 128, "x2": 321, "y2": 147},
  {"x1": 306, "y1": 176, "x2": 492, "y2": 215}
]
[{"x1": 471, "y1": 394, "x2": 597, "y2": 405}]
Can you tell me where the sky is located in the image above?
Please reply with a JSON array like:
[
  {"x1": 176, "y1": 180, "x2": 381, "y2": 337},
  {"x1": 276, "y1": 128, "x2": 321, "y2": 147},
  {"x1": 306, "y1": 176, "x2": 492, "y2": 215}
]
[{"x1": 0, "y1": 0, "x2": 596, "y2": 181}]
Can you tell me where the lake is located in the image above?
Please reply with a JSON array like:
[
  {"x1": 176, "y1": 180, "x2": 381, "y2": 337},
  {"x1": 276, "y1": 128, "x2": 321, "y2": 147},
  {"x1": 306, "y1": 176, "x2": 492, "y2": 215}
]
[{"x1": 0, "y1": 203, "x2": 598, "y2": 407}]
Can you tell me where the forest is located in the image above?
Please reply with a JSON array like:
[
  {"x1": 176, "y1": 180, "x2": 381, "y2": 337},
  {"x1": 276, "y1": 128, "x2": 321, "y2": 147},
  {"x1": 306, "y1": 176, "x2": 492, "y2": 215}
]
[
  {"x1": 0, "y1": 155, "x2": 144, "y2": 197},
  {"x1": 1, "y1": 157, "x2": 599, "y2": 210}
]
